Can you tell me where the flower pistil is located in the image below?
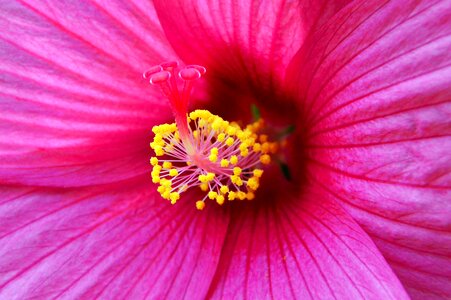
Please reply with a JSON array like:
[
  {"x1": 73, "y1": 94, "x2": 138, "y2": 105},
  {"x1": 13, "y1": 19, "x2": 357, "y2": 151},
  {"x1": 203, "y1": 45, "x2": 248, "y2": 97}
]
[{"x1": 145, "y1": 62, "x2": 277, "y2": 210}]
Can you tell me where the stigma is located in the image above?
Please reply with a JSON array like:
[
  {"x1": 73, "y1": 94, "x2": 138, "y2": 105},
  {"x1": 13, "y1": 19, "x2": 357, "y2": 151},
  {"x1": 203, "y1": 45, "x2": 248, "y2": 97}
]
[{"x1": 145, "y1": 62, "x2": 277, "y2": 210}]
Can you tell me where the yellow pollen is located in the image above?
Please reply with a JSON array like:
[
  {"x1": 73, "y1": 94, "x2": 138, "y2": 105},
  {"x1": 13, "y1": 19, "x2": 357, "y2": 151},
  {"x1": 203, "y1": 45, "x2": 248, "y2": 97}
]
[
  {"x1": 196, "y1": 200, "x2": 205, "y2": 210},
  {"x1": 200, "y1": 183, "x2": 209, "y2": 191},
  {"x1": 238, "y1": 191, "x2": 247, "y2": 200},
  {"x1": 259, "y1": 134, "x2": 268, "y2": 143},
  {"x1": 163, "y1": 161, "x2": 172, "y2": 169},
  {"x1": 198, "y1": 174, "x2": 207, "y2": 182},
  {"x1": 169, "y1": 169, "x2": 178, "y2": 176},
  {"x1": 253, "y1": 143, "x2": 261, "y2": 152},
  {"x1": 206, "y1": 172, "x2": 215, "y2": 181},
  {"x1": 170, "y1": 192, "x2": 180, "y2": 204},
  {"x1": 209, "y1": 153, "x2": 218, "y2": 162},
  {"x1": 216, "y1": 195, "x2": 225, "y2": 205},
  {"x1": 225, "y1": 137, "x2": 234, "y2": 146},
  {"x1": 150, "y1": 157, "x2": 158, "y2": 166},
  {"x1": 230, "y1": 155, "x2": 238, "y2": 165},
  {"x1": 220, "y1": 185, "x2": 229, "y2": 194},
  {"x1": 247, "y1": 177, "x2": 259, "y2": 190},
  {"x1": 253, "y1": 169, "x2": 264, "y2": 178},
  {"x1": 233, "y1": 167, "x2": 242, "y2": 176},
  {"x1": 220, "y1": 159, "x2": 230, "y2": 167},
  {"x1": 231, "y1": 175, "x2": 243, "y2": 186},
  {"x1": 208, "y1": 191, "x2": 218, "y2": 200},
  {"x1": 260, "y1": 154, "x2": 271, "y2": 165}
]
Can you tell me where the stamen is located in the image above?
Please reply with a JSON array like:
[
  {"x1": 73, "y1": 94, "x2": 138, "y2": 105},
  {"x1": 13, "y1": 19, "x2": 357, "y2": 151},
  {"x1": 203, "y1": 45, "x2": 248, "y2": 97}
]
[{"x1": 145, "y1": 62, "x2": 277, "y2": 210}]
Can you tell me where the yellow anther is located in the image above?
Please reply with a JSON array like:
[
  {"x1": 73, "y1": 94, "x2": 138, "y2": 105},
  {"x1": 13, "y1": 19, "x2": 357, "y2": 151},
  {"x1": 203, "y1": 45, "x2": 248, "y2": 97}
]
[
  {"x1": 231, "y1": 175, "x2": 243, "y2": 186},
  {"x1": 259, "y1": 134, "x2": 268, "y2": 143},
  {"x1": 247, "y1": 177, "x2": 259, "y2": 190},
  {"x1": 220, "y1": 159, "x2": 230, "y2": 167},
  {"x1": 253, "y1": 169, "x2": 264, "y2": 178},
  {"x1": 198, "y1": 119, "x2": 207, "y2": 128},
  {"x1": 227, "y1": 124, "x2": 237, "y2": 136},
  {"x1": 246, "y1": 192, "x2": 255, "y2": 200},
  {"x1": 196, "y1": 200, "x2": 205, "y2": 210},
  {"x1": 160, "y1": 178, "x2": 172, "y2": 188},
  {"x1": 261, "y1": 142, "x2": 270, "y2": 154},
  {"x1": 169, "y1": 169, "x2": 178, "y2": 177},
  {"x1": 154, "y1": 134, "x2": 163, "y2": 143},
  {"x1": 206, "y1": 172, "x2": 215, "y2": 181},
  {"x1": 228, "y1": 191, "x2": 236, "y2": 200},
  {"x1": 212, "y1": 118, "x2": 226, "y2": 131},
  {"x1": 150, "y1": 141, "x2": 164, "y2": 149},
  {"x1": 217, "y1": 133, "x2": 226, "y2": 142},
  {"x1": 152, "y1": 174, "x2": 160, "y2": 183},
  {"x1": 163, "y1": 161, "x2": 172, "y2": 169},
  {"x1": 198, "y1": 174, "x2": 207, "y2": 183},
  {"x1": 200, "y1": 183, "x2": 209, "y2": 191},
  {"x1": 208, "y1": 191, "x2": 218, "y2": 200},
  {"x1": 260, "y1": 154, "x2": 271, "y2": 165},
  {"x1": 230, "y1": 155, "x2": 238, "y2": 165},
  {"x1": 270, "y1": 142, "x2": 279, "y2": 153},
  {"x1": 246, "y1": 138, "x2": 256, "y2": 147},
  {"x1": 170, "y1": 192, "x2": 180, "y2": 204},
  {"x1": 189, "y1": 111, "x2": 198, "y2": 120},
  {"x1": 193, "y1": 130, "x2": 199, "y2": 139},
  {"x1": 233, "y1": 167, "x2": 242, "y2": 176},
  {"x1": 157, "y1": 185, "x2": 166, "y2": 193},
  {"x1": 225, "y1": 137, "x2": 235, "y2": 146},
  {"x1": 152, "y1": 165, "x2": 162, "y2": 173},
  {"x1": 253, "y1": 143, "x2": 261, "y2": 152},
  {"x1": 216, "y1": 195, "x2": 225, "y2": 205},
  {"x1": 162, "y1": 191, "x2": 170, "y2": 199},
  {"x1": 239, "y1": 143, "x2": 248, "y2": 152},
  {"x1": 209, "y1": 153, "x2": 218, "y2": 163},
  {"x1": 211, "y1": 147, "x2": 219, "y2": 155},
  {"x1": 154, "y1": 146, "x2": 164, "y2": 156},
  {"x1": 238, "y1": 191, "x2": 247, "y2": 200},
  {"x1": 150, "y1": 157, "x2": 158, "y2": 166},
  {"x1": 220, "y1": 185, "x2": 229, "y2": 194},
  {"x1": 240, "y1": 148, "x2": 249, "y2": 157}
]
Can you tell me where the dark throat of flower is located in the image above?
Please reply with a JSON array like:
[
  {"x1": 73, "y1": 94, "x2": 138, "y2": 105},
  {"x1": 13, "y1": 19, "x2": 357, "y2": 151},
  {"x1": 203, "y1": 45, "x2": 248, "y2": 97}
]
[{"x1": 145, "y1": 61, "x2": 278, "y2": 210}]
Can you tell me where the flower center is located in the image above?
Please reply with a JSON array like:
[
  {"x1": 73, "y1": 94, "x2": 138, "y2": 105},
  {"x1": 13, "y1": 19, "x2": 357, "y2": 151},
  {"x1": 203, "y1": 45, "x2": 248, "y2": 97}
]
[{"x1": 145, "y1": 62, "x2": 277, "y2": 210}]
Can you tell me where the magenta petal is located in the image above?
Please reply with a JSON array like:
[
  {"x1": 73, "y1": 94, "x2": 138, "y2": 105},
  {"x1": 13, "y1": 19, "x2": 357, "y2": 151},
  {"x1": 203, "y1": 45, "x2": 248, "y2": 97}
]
[
  {"x1": 0, "y1": 1, "x2": 180, "y2": 187},
  {"x1": 153, "y1": 0, "x2": 350, "y2": 95},
  {"x1": 287, "y1": 0, "x2": 451, "y2": 298},
  {"x1": 207, "y1": 187, "x2": 408, "y2": 299},
  {"x1": 0, "y1": 183, "x2": 229, "y2": 299}
]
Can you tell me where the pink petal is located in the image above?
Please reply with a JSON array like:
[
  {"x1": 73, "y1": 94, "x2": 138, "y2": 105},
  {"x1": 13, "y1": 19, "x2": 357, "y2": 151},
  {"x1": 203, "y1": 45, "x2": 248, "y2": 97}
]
[
  {"x1": 206, "y1": 184, "x2": 409, "y2": 299},
  {"x1": 0, "y1": 183, "x2": 229, "y2": 299},
  {"x1": 287, "y1": 0, "x2": 451, "y2": 298},
  {"x1": 153, "y1": 0, "x2": 350, "y2": 101},
  {"x1": 0, "y1": 1, "x2": 178, "y2": 187}
]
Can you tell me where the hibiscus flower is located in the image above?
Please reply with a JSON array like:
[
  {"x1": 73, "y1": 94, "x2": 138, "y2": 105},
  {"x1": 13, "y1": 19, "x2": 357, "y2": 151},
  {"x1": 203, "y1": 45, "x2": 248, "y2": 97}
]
[{"x1": 0, "y1": 0, "x2": 449, "y2": 299}]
